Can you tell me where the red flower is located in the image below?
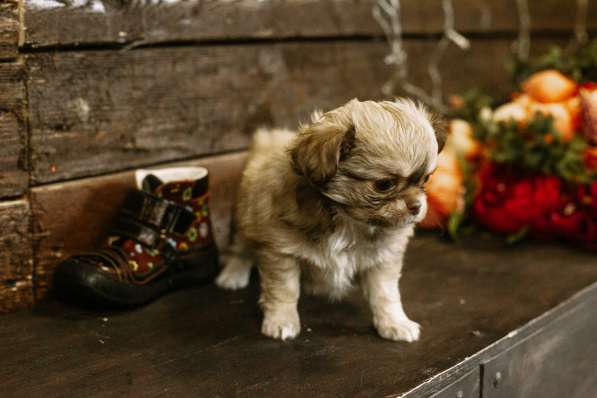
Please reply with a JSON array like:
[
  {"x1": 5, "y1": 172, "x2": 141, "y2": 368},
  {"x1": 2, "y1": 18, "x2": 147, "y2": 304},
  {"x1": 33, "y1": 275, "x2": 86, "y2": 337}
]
[
  {"x1": 584, "y1": 147, "x2": 597, "y2": 170},
  {"x1": 531, "y1": 175, "x2": 563, "y2": 215},
  {"x1": 540, "y1": 203, "x2": 585, "y2": 239},
  {"x1": 473, "y1": 166, "x2": 532, "y2": 233},
  {"x1": 566, "y1": 198, "x2": 597, "y2": 247},
  {"x1": 580, "y1": 82, "x2": 597, "y2": 91},
  {"x1": 533, "y1": 181, "x2": 597, "y2": 246},
  {"x1": 473, "y1": 165, "x2": 563, "y2": 234},
  {"x1": 577, "y1": 181, "x2": 597, "y2": 219}
]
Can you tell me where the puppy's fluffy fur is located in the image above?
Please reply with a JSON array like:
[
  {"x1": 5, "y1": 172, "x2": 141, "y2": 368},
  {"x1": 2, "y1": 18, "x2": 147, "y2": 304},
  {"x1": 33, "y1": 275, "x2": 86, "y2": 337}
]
[{"x1": 216, "y1": 98, "x2": 444, "y2": 341}]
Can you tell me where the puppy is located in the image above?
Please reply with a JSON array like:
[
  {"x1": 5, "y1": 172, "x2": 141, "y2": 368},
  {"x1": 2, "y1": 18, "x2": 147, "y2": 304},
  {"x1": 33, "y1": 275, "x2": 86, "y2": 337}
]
[{"x1": 216, "y1": 98, "x2": 444, "y2": 341}]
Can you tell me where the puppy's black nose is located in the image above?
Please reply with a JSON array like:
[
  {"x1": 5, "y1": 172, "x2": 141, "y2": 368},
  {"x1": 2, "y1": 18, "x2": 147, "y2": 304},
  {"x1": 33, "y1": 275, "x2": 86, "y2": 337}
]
[{"x1": 407, "y1": 202, "x2": 421, "y2": 215}]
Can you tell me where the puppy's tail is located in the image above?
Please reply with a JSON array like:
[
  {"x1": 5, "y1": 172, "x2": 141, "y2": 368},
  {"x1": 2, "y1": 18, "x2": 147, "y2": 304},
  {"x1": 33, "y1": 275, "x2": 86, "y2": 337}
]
[{"x1": 251, "y1": 128, "x2": 296, "y2": 153}]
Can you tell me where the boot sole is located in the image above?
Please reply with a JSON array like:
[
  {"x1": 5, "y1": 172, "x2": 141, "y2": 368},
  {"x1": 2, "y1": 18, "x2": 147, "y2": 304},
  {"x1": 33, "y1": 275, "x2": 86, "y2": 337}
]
[{"x1": 54, "y1": 248, "x2": 219, "y2": 308}]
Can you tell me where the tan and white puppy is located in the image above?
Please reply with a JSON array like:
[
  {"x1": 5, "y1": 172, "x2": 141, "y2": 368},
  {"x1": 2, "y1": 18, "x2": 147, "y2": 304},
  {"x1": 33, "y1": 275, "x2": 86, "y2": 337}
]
[{"x1": 216, "y1": 98, "x2": 445, "y2": 342}]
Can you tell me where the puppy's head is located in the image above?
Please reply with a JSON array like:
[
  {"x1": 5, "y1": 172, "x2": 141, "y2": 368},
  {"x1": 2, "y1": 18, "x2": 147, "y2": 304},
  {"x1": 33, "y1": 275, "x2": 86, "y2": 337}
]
[{"x1": 290, "y1": 98, "x2": 445, "y2": 228}]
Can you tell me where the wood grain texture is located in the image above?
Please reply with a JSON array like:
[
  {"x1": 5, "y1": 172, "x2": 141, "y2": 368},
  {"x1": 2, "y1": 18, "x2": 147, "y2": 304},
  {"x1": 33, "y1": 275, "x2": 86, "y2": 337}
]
[
  {"x1": 22, "y1": 0, "x2": 597, "y2": 48},
  {"x1": 0, "y1": 112, "x2": 27, "y2": 198},
  {"x1": 26, "y1": 38, "x2": 558, "y2": 185},
  {"x1": 31, "y1": 151, "x2": 246, "y2": 300},
  {"x1": 0, "y1": 234, "x2": 596, "y2": 396},
  {"x1": 0, "y1": 199, "x2": 33, "y2": 312},
  {"x1": 26, "y1": 41, "x2": 388, "y2": 184},
  {"x1": 0, "y1": 61, "x2": 28, "y2": 198},
  {"x1": 0, "y1": 0, "x2": 18, "y2": 60},
  {"x1": 481, "y1": 290, "x2": 597, "y2": 398},
  {"x1": 430, "y1": 368, "x2": 479, "y2": 398},
  {"x1": 0, "y1": 61, "x2": 24, "y2": 110}
]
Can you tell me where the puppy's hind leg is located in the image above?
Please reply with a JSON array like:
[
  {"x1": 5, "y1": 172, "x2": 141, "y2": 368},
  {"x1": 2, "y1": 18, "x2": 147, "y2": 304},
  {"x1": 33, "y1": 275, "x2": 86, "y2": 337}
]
[{"x1": 216, "y1": 237, "x2": 253, "y2": 290}]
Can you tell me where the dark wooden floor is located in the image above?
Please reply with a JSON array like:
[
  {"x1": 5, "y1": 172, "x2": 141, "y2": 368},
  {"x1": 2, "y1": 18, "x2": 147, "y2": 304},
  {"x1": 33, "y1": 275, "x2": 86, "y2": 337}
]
[{"x1": 1, "y1": 234, "x2": 596, "y2": 398}]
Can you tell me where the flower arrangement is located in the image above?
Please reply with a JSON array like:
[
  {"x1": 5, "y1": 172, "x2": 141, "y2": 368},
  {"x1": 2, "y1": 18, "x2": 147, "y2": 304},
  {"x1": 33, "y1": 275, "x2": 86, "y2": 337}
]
[{"x1": 422, "y1": 40, "x2": 597, "y2": 249}]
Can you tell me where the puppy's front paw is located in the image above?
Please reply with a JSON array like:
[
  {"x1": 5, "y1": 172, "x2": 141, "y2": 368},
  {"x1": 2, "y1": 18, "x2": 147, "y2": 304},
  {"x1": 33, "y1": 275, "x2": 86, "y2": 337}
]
[
  {"x1": 261, "y1": 308, "x2": 301, "y2": 341},
  {"x1": 215, "y1": 258, "x2": 251, "y2": 290},
  {"x1": 374, "y1": 317, "x2": 421, "y2": 342},
  {"x1": 215, "y1": 269, "x2": 250, "y2": 290}
]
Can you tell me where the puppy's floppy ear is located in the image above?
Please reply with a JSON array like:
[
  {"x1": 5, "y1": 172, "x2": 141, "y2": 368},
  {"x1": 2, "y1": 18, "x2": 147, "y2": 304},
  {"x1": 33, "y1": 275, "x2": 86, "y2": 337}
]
[
  {"x1": 430, "y1": 113, "x2": 447, "y2": 153},
  {"x1": 290, "y1": 122, "x2": 355, "y2": 187}
]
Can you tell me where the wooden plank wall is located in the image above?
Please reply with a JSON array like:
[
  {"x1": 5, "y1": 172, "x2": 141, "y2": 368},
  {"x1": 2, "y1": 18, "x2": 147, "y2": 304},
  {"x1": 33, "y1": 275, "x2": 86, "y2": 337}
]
[
  {"x1": 0, "y1": 0, "x2": 33, "y2": 311},
  {"x1": 0, "y1": 0, "x2": 595, "y2": 311}
]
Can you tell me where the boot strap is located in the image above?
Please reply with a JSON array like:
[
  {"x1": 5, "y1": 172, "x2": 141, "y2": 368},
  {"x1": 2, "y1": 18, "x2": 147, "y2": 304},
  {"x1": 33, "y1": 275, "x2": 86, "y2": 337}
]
[
  {"x1": 111, "y1": 218, "x2": 162, "y2": 248},
  {"x1": 110, "y1": 190, "x2": 197, "y2": 263},
  {"x1": 110, "y1": 218, "x2": 180, "y2": 260},
  {"x1": 120, "y1": 190, "x2": 195, "y2": 234}
]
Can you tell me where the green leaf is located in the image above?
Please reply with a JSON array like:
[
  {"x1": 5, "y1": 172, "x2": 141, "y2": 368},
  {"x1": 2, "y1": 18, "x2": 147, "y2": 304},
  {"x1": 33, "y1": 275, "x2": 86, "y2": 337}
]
[
  {"x1": 506, "y1": 227, "x2": 530, "y2": 245},
  {"x1": 447, "y1": 211, "x2": 465, "y2": 241}
]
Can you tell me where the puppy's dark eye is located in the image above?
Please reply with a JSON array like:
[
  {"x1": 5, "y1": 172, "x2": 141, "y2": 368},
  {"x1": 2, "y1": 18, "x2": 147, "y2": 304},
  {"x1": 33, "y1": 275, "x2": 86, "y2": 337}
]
[
  {"x1": 423, "y1": 174, "x2": 431, "y2": 183},
  {"x1": 374, "y1": 179, "x2": 396, "y2": 192}
]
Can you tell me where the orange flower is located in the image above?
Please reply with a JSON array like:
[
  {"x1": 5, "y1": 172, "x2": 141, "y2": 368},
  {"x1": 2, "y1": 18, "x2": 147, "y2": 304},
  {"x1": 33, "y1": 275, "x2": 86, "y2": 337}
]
[
  {"x1": 521, "y1": 69, "x2": 577, "y2": 103},
  {"x1": 448, "y1": 94, "x2": 465, "y2": 109},
  {"x1": 494, "y1": 93, "x2": 575, "y2": 141},
  {"x1": 529, "y1": 102, "x2": 574, "y2": 141},
  {"x1": 493, "y1": 102, "x2": 529, "y2": 126},
  {"x1": 447, "y1": 119, "x2": 482, "y2": 160},
  {"x1": 566, "y1": 95, "x2": 582, "y2": 132},
  {"x1": 419, "y1": 149, "x2": 465, "y2": 229}
]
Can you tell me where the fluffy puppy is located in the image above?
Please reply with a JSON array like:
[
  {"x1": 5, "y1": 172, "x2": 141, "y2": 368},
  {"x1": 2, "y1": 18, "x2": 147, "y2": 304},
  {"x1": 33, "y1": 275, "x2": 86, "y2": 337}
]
[{"x1": 216, "y1": 98, "x2": 444, "y2": 341}]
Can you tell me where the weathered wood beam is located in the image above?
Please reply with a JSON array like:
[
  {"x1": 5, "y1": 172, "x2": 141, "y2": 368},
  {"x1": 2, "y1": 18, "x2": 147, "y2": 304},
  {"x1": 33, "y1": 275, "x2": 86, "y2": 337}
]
[
  {"x1": 0, "y1": 198, "x2": 33, "y2": 312},
  {"x1": 0, "y1": 60, "x2": 28, "y2": 198},
  {"x1": 30, "y1": 151, "x2": 246, "y2": 300},
  {"x1": 26, "y1": 41, "x2": 389, "y2": 184},
  {"x1": 22, "y1": 0, "x2": 597, "y2": 49},
  {"x1": 0, "y1": 0, "x2": 19, "y2": 60}
]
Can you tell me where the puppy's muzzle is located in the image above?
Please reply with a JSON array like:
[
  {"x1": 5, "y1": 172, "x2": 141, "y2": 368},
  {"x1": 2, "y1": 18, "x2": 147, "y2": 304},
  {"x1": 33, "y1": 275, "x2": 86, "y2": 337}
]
[{"x1": 406, "y1": 201, "x2": 422, "y2": 216}]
